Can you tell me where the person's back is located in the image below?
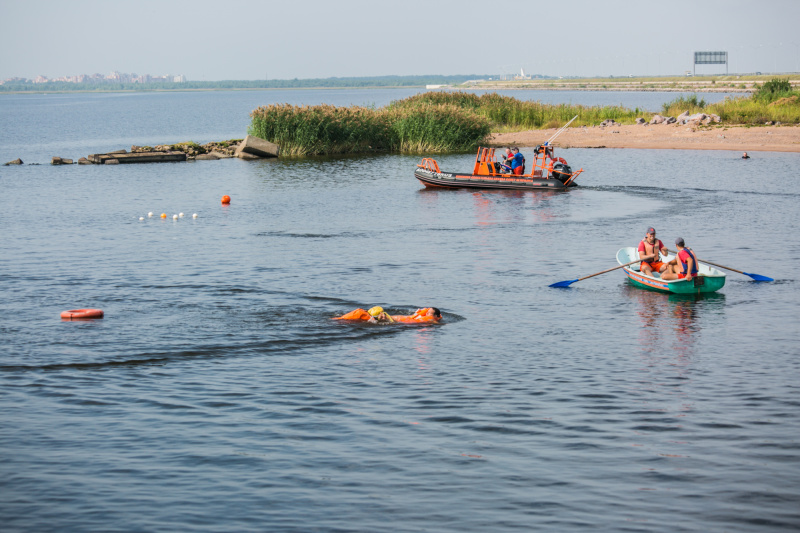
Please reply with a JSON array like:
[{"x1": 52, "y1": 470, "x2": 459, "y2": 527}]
[{"x1": 510, "y1": 148, "x2": 525, "y2": 175}]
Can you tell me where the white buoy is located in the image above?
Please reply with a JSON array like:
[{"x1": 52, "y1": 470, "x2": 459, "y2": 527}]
[
  {"x1": 139, "y1": 217, "x2": 144, "y2": 221},
  {"x1": 148, "y1": 212, "x2": 153, "y2": 218},
  {"x1": 179, "y1": 212, "x2": 184, "y2": 218},
  {"x1": 192, "y1": 213, "x2": 198, "y2": 219},
  {"x1": 173, "y1": 214, "x2": 178, "y2": 220}
]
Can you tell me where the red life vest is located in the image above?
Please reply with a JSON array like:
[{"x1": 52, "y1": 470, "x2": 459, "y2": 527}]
[{"x1": 678, "y1": 248, "x2": 699, "y2": 277}]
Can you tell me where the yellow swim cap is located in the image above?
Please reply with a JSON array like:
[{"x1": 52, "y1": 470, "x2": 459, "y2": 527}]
[{"x1": 368, "y1": 306, "x2": 383, "y2": 317}]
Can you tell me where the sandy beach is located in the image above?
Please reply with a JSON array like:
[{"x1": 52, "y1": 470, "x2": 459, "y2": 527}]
[{"x1": 490, "y1": 124, "x2": 800, "y2": 153}]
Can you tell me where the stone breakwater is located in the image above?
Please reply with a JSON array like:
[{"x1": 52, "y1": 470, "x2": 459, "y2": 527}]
[{"x1": 4, "y1": 135, "x2": 280, "y2": 166}]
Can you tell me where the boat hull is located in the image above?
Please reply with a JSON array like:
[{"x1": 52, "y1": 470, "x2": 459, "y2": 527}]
[
  {"x1": 414, "y1": 168, "x2": 574, "y2": 191},
  {"x1": 616, "y1": 247, "x2": 726, "y2": 294}
]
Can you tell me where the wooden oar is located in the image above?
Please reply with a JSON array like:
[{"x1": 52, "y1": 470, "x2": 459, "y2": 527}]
[
  {"x1": 665, "y1": 249, "x2": 773, "y2": 282},
  {"x1": 549, "y1": 258, "x2": 646, "y2": 288}
]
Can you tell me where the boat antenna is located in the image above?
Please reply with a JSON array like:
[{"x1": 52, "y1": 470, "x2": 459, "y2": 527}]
[{"x1": 544, "y1": 115, "x2": 578, "y2": 146}]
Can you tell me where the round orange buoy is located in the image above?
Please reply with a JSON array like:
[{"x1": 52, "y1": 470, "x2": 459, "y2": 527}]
[
  {"x1": 160, "y1": 213, "x2": 167, "y2": 219},
  {"x1": 61, "y1": 309, "x2": 104, "y2": 320},
  {"x1": 221, "y1": 195, "x2": 231, "y2": 204}
]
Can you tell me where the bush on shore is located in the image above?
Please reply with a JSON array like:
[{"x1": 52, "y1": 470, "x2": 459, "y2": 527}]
[{"x1": 659, "y1": 78, "x2": 800, "y2": 124}]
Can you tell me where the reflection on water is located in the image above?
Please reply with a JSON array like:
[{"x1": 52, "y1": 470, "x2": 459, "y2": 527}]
[{"x1": 623, "y1": 283, "x2": 727, "y2": 360}]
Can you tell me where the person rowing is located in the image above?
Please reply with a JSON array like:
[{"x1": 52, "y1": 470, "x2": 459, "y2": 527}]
[
  {"x1": 661, "y1": 237, "x2": 699, "y2": 280},
  {"x1": 638, "y1": 226, "x2": 669, "y2": 277}
]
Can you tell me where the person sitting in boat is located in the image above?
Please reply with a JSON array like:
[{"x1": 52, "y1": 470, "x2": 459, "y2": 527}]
[
  {"x1": 501, "y1": 148, "x2": 515, "y2": 172},
  {"x1": 637, "y1": 227, "x2": 669, "y2": 277},
  {"x1": 661, "y1": 237, "x2": 698, "y2": 280},
  {"x1": 391, "y1": 307, "x2": 442, "y2": 324},
  {"x1": 510, "y1": 147, "x2": 525, "y2": 175},
  {"x1": 333, "y1": 306, "x2": 394, "y2": 323}
]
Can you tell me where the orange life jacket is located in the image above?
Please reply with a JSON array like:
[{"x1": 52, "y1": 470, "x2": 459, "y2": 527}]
[
  {"x1": 391, "y1": 308, "x2": 437, "y2": 324},
  {"x1": 333, "y1": 308, "x2": 371, "y2": 321}
]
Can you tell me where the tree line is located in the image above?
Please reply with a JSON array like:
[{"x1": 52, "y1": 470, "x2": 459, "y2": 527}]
[{"x1": 0, "y1": 75, "x2": 489, "y2": 92}]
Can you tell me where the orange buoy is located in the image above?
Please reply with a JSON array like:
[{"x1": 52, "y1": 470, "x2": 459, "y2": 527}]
[
  {"x1": 221, "y1": 195, "x2": 231, "y2": 204},
  {"x1": 61, "y1": 309, "x2": 104, "y2": 320},
  {"x1": 160, "y1": 213, "x2": 167, "y2": 218}
]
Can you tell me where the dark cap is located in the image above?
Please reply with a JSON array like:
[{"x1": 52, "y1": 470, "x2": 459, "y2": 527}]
[
  {"x1": 646, "y1": 227, "x2": 656, "y2": 234},
  {"x1": 675, "y1": 237, "x2": 685, "y2": 246}
]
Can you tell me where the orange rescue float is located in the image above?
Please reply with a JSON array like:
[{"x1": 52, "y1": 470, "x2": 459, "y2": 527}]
[{"x1": 61, "y1": 309, "x2": 104, "y2": 320}]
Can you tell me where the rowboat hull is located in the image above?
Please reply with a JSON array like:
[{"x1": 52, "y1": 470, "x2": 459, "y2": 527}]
[
  {"x1": 616, "y1": 247, "x2": 726, "y2": 294},
  {"x1": 414, "y1": 168, "x2": 574, "y2": 191}
]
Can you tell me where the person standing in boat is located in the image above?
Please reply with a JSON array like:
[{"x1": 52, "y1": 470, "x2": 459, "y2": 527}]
[
  {"x1": 637, "y1": 227, "x2": 669, "y2": 277},
  {"x1": 661, "y1": 238, "x2": 698, "y2": 280},
  {"x1": 510, "y1": 147, "x2": 525, "y2": 175}
]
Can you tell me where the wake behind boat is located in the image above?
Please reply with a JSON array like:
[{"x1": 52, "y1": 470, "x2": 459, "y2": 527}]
[{"x1": 617, "y1": 247, "x2": 726, "y2": 294}]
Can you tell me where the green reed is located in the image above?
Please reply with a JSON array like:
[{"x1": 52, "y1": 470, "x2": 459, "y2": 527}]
[
  {"x1": 706, "y1": 95, "x2": 800, "y2": 124},
  {"x1": 661, "y1": 94, "x2": 707, "y2": 115},
  {"x1": 249, "y1": 104, "x2": 394, "y2": 156},
  {"x1": 387, "y1": 103, "x2": 492, "y2": 153},
  {"x1": 390, "y1": 92, "x2": 644, "y2": 130},
  {"x1": 249, "y1": 100, "x2": 491, "y2": 155}
]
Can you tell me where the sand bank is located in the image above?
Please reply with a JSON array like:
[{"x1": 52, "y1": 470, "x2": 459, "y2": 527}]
[{"x1": 490, "y1": 124, "x2": 800, "y2": 153}]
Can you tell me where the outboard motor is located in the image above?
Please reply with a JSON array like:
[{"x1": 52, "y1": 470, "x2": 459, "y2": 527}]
[{"x1": 552, "y1": 162, "x2": 572, "y2": 182}]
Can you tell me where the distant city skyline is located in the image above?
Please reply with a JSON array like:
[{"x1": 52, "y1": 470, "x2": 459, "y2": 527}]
[
  {"x1": 1, "y1": 71, "x2": 187, "y2": 84},
  {"x1": 1, "y1": 0, "x2": 798, "y2": 81}
]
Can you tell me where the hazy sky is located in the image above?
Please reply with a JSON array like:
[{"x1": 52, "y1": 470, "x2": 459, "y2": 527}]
[{"x1": 2, "y1": 0, "x2": 798, "y2": 81}]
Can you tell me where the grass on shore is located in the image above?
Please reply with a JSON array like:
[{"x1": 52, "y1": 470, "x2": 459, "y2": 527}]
[
  {"x1": 249, "y1": 79, "x2": 800, "y2": 156},
  {"x1": 249, "y1": 99, "x2": 491, "y2": 156}
]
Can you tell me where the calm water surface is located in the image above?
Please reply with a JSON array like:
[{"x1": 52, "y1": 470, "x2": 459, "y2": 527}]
[{"x1": 1, "y1": 90, "x2": 798, "y2": 532}]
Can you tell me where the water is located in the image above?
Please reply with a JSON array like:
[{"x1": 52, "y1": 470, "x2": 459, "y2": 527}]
[{"x1": 1, "y1": 90, "x2": 799, "y2": 532}]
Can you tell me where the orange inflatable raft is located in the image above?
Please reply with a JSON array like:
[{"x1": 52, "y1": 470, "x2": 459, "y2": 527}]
[{"x1": 61, "y1": 309, "x2": 104, "y2": 320}]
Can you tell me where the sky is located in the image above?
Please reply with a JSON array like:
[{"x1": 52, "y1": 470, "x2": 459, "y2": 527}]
[{"x1": 2, "y1": 0, "x2": 799, "y2": 81}]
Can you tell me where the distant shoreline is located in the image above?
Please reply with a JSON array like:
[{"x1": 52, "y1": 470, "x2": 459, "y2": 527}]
[{"x1": 0, "y1": 86, "x2": 755, "y2": 95}]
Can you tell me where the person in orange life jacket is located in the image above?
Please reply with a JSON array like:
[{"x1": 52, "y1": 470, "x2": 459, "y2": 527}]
[
  {"x1": 510, "y1": 147, "x2": 525, "y2": 175},
  {"x1": 661, "y1": 237, "x2": 699, "y2": 280},
  {"x1": 391, "y1": 307, "x2": 442, "y2": 323},
  {"x1": 333, "y1": 306, "x2": 394, "y2": 323},
  {"x1": 637, "y1": 227, "x2": 669, "y2": 276}
]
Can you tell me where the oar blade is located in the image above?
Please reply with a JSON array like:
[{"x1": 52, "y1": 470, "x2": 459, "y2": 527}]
[
  {"x1": 549, "y1": 279, "x2": 578, "y2": 288},
  {"x1": 744, "y1": 272, "x2": 774, "y2": 282}
]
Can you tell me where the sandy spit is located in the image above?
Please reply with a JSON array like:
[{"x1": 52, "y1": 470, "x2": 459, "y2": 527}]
[{"x1": 489, "y1": 124, "x2": 800, "y2": 153}]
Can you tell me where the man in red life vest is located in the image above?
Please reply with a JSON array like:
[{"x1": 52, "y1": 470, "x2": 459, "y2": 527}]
[
  {"x1": 661, "y1": 237, "x2": 699, "y2": 280},
  {"x1": 637, "y1": 227, "x2": 669, "y2": 277}
]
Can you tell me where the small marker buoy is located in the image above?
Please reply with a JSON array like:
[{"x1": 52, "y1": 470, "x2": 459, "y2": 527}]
[
  {"x1": 139, "y1": 217, "x2": 144, "y2": 221},
  {"x1": 192, "y1": 213, "x2": 198, "y2": 218},
  {"x1": 148, "y1": 212, "x2": 153, "y2": 218},
  {"x1": 161, "y1": 213, "x2": 167, "y2": 219},
  {"x1": 179, "y1": 212, "x2": 184, "y2": 218},
  {"x1": 221, "y1": 195, "x2": 231, "y2": 204},
  {"x1": 173, "y1": 214, "x2": 178, "y2": 220}
]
